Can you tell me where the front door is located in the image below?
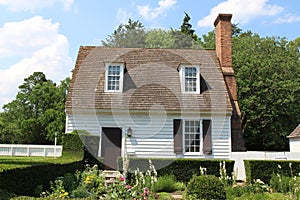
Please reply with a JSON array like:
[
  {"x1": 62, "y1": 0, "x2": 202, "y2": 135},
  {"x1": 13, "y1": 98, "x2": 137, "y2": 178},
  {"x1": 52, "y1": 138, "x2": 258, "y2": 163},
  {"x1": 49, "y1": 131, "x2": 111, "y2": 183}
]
[{"x1": 101, "y1": 127, "x2": 122, "y2": 170}]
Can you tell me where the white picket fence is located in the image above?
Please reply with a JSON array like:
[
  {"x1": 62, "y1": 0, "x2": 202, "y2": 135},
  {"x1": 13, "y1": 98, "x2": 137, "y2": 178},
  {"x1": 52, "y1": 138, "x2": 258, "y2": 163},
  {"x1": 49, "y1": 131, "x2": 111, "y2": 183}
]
[
  {"x1": 0, "y1": 144, "x2": 62, "y2": 157},
  {"x1": 231, "y1": 151, "x2": 300, "y2": 181}
]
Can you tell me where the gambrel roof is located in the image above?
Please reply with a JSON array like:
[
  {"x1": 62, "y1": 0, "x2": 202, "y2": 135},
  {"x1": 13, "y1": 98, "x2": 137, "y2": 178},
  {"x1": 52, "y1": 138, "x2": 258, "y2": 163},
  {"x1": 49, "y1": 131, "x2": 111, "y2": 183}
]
[
  {"x1": 288, "y1": 124, "x2": 300, "y2": 138},
  {"x1": 66, "y1": 46, "x2": 232, "y2": 114}
]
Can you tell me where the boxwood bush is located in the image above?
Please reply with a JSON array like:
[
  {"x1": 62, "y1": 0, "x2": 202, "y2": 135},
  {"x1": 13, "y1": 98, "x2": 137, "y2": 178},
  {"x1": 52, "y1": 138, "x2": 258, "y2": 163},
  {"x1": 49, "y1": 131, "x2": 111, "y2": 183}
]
[
  {"x1": 185, "y1": 174, "x2": 226, "y2": 200},
  {"x1": 63, "y1": 131, "x2": 85, "y2": 152},
  {"x1": 244, "y1": 160, "x2": 300, "y2": 184},
  {"x1": 0, "y1": 161, "x2": 84, "y2": 196},
  {"x1": 118, "y1": 157, "x2": 234, "y2": 183}
]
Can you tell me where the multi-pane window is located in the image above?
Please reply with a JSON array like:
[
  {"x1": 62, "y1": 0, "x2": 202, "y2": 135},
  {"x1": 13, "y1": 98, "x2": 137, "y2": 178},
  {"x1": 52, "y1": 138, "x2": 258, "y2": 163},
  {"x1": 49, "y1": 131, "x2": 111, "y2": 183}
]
[
  {"x1": 185, "y1": 67, "x2": 197, "y2": 92},
  {"x1": 179, "y1": 65, "x2": 200, "y2": 93},
  {"x1": 105, "y1": 64, "x2": 124, "y2": 92},
  {"x1": 184, "y1": 120, "x2": 200, "y2": 153}
]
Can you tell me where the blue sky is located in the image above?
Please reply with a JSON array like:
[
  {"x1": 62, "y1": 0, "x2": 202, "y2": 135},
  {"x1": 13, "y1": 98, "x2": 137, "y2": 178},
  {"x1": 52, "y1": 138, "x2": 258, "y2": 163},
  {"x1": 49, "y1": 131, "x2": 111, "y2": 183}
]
[{"x1": 0, "y1": 0, "x2": 299, "y2": 109}]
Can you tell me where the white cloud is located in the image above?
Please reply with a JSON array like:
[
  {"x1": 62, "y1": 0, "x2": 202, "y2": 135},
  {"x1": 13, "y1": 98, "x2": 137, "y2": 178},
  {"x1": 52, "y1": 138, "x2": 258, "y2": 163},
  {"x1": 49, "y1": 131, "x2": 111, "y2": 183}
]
[
  {"x1": 0, "y1": 0, "x2": 74, "y2": 12},
  {"x1": 137, "y1": 0, "x2": 176, "y2": 20},
  {"x1": 0, "y1": 16, "x2": 72, "y2": 108},
  {"x1": 275, "y1": 14, "x2": 300, "y2": 24},
  {"x1": 197, "y1": 0, "x2": 283, "y2": 28}
]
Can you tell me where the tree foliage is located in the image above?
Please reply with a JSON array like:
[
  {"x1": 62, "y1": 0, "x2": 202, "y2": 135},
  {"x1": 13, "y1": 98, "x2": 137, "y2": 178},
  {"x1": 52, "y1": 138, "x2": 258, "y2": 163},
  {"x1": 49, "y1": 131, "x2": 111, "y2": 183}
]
[
  {"x1": 233, "y1": 34, "x2": 300, "y2": 150},
  {"x1": 180, "y1": 12, "x2": 198, "y2": 41},
  {"x1": 101, "y1": 19, "x2": 146, "y2": 48},
  {"x1": 0, "y1": 72, "x2": 69, "y2": 144},
  {"x1": 102, "y1": 16, "x2": 203, "y2": 49}
]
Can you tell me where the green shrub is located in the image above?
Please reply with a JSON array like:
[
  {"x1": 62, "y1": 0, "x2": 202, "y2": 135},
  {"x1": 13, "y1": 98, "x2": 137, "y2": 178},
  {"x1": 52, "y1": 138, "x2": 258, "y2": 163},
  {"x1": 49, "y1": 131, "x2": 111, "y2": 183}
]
[
  {"x1": 0, "y1": 161, "x2": 84, "y2": 196},
  {"x1": 0, "y1": 189, "x2": 17, "y2": 200},
  {"x1": 226, "y1": 186, "x2": 245, "y2": 199},
  {"x1": 270, "y1": 174, "x2": 294, "y2": 194},
  {"x1": 174, "y1": 181, "x2": 186, "y2": 191},
  {"x1": 244, "y1": 160, "x2": 300, "y2": 184},
  {"x1": 226, "y1": 179, "x2": 271, "y2": 199},
  {"x1": 154, "y1": 175, "x2": 177, "y2": 192},
  {"x1": 233, "y1": 192, "x2": 288, "y2": 200},
  {"x1": 118, "y1": 157, "x2": 234, "y2": 183},
  {"x1": 155, "y1": 192, "x2": 174, "y2": 200},
  {"x1": 63, "y1": 131, "x2": 84, "y2": 152},
  {"x1": 185, "y1": 175, "x2": 226, "y2": 200}
]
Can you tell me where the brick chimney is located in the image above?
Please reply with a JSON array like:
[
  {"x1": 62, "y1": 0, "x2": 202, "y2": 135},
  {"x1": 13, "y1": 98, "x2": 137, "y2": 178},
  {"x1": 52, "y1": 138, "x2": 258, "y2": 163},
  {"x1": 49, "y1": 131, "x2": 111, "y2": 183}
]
[{"x1": 214, "y1": 14, "x2": 246, "y2": 151}]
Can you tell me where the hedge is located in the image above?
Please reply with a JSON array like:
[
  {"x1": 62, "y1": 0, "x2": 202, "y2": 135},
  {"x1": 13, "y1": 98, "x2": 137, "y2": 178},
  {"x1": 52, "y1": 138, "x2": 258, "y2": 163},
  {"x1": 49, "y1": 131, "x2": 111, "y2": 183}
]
[
  {"x1": 0, "y1": 160, "x2": 85, "y2": 196},
  {"x1": 62, "y1": 131, "x2": 85, "y2": 152},
  {"x1": 118, "y1": 157, "x2": 234, "y2": 183},
  {"x1": 0, "y1": 131, "x2": 103, "y2": 197},
  {"x1": 244, "y1": 160, "x2": 300, "y2": 184}
]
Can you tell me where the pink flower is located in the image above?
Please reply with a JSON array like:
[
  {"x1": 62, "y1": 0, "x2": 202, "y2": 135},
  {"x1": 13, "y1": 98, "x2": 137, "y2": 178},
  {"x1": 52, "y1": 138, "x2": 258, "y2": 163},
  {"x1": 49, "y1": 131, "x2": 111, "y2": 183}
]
[
  {"x1": 144, "y1": 187, "x2": 149, "y2": 196},
  {"x1": 120, "y1": 176, "x2": 125, "y2": 181},
  {"x1": 126, "y1": 185, "x2": 131, "y2": 189}
]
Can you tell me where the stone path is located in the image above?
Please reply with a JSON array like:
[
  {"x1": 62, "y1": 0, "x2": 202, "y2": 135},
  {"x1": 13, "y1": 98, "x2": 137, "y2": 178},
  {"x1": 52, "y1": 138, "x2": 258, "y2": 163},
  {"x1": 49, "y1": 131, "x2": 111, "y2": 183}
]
[{"x1": 170, "y1": 193, "x2": 183, "y2": 199}]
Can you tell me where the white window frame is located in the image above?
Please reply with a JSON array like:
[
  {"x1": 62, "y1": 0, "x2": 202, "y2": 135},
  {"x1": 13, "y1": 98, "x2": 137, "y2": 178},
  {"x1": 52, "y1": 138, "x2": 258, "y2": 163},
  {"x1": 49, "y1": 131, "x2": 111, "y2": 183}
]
[
  {"x1": 179, "y1": 65, "x2": 200, "y2": 94},
  {"x1": 183, "y1": 119, "x2": 203, "y2": 155},
  {"x1": 104, "y1": 63, "x2": 124, "y2": 92}
]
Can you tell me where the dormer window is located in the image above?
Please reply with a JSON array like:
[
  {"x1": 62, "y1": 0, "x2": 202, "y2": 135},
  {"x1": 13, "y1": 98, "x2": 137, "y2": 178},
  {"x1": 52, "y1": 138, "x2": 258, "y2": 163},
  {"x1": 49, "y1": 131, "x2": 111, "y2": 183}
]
[
  {"x1": 105, "y1": 63, "x2": 124, "y2": 92},
  {"x1": 179, "y1": 65, "x2": 200, "y2": 93}
]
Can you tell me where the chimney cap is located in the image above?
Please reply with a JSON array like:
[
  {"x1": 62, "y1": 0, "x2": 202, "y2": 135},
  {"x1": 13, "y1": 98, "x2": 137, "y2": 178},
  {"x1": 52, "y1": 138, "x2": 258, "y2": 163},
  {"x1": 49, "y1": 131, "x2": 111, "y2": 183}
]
[{"x1": 214, "y1": 13, "x2": 232, "y2": 27}]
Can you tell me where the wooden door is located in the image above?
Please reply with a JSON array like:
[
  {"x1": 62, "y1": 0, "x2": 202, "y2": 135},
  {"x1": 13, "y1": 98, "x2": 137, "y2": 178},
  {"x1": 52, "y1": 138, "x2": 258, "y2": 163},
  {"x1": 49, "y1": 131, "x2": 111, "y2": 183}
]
[{"x1": 101, "y1": 127, "x2": 122, "y2": 170}]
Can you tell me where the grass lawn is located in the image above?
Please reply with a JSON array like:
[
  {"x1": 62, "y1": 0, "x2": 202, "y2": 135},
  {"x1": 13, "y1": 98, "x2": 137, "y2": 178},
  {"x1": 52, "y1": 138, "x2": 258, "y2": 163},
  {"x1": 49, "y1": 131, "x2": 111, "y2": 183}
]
[{"x1": 0, "y1": 151, "x2": 83, "y2": 172}]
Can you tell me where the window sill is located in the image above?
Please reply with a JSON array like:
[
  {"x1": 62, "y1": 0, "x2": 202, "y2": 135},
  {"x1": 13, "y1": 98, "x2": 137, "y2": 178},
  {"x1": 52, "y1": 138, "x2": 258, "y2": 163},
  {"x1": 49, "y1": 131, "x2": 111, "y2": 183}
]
[
  {"x1": 104, "y1": 90, "x2": 123, "y2": 93},
  {"x1": 184, "y1": 152, "x2": 203, "y2": 156}
]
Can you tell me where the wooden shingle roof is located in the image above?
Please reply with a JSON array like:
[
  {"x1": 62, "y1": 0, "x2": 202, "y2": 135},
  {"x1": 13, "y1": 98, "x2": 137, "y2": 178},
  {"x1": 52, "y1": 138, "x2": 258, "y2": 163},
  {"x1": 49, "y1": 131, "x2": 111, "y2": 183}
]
[
  {"x1": 288, "y1": 124, "x2": 300, "y2": 138},
  {"x1": 66, "y1": 46, "x2": 232, "y2": 113}
]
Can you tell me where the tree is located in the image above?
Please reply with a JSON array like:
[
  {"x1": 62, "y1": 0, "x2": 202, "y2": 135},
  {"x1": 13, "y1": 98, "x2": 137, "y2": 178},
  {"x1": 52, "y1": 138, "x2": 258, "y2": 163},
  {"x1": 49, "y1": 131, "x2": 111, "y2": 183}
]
[
  {"x1": 198, "y1": 23, "x2": 243, "y2": 49},
  {"x1": 232, "y1": 33, "x2": 300, "y2": 150},
  {"x1": 198, "y1": 30, "x2": 215, "y2": 49},
  {"x1": 101, "y1": 19, "x2": 146, "y2": 48},
  {"x1": 102, "y1": 14, "x2": 203, "y2": 50},
  {"x1": 0, "y1": 72, "x2": 69, "y2": 144},
  {"x1": 145, "y1": 29, "x2": 176, "y2": 49},
  {"x1": 180, "y1": 12, "x2": 198, "y2": 41}
]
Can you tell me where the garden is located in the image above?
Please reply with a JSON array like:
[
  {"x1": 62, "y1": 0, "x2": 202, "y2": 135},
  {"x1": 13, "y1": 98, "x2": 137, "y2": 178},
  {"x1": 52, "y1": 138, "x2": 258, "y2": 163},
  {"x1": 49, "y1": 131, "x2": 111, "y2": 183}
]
[
  {"x1": 1, "y1": 133, "x2": 300, "y2": 199},
  {"x1": 1, "y1": 157, "x2": 300, "y2": 199}
]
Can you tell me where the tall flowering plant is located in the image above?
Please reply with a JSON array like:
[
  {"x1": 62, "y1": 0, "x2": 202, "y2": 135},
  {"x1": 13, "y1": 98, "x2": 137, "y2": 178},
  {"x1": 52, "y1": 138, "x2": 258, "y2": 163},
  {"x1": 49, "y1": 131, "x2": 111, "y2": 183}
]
[
  {"x1": 42, "y1": 161, "x2": 158, "y2": 199},
  {"x1": 104, "y1": 160, "x2": 158, "y2": 200}
]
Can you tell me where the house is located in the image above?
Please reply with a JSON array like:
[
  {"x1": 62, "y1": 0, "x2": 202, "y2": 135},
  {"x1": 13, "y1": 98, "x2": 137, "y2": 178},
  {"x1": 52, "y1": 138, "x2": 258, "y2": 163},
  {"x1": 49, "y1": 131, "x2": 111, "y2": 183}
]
[
  {"x1": 65, "y1": 14, "x2": 245, "y2": 170},
  {"x1": 287, "y1": 124, "x2": 300, "y2": 152}
]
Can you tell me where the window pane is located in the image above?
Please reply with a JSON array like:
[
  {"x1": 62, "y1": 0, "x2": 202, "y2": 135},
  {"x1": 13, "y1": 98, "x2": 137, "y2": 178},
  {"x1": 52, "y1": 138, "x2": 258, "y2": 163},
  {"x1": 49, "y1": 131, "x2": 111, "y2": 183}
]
[
  {"x1": 184, "y1": 67, "x2": 198, "y2": 92},
  {"x1": 184, "y1": 120, "x2": 200, "y2": 153},
  {"x1": 107, "y1": 65, "x2": 121, "y2": 91}
]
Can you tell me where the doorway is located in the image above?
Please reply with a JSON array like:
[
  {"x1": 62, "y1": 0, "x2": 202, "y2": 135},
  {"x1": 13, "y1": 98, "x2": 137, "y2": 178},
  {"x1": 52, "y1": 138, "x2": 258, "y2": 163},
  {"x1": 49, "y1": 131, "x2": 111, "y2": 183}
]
[{"x1": 101, "y1": 127, "x2": 122, "y2": 170}]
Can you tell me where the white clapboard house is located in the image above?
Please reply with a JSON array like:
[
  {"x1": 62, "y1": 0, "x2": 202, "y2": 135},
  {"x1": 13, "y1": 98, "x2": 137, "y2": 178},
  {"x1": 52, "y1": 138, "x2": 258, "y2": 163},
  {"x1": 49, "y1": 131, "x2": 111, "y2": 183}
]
[{"x1": 65, "y1": 14, "x2": 245, "y2": 169}]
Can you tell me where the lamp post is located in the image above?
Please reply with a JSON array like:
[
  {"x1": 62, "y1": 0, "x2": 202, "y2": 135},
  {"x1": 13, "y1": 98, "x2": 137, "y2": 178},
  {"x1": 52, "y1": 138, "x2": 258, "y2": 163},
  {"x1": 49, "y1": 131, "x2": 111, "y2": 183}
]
[
  {"x1": 54, "y1": 132, "x2": 57, "y2": 157},
  {"x1": 54, "y1": 132, "x2": 57, "y2": 146}
]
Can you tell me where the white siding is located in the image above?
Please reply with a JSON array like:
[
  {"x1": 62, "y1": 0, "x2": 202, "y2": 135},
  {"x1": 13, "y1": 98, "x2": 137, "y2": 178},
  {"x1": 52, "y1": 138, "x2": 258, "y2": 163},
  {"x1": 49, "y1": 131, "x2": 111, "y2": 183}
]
[
  {"x1": 211, "y1": 116, "x2": 231, "y2": 159},
  {"x1": 66, "y1": 112, "x2": 231, "y2": 159},
  {"x1": 290, "y1": 138, "x2": 300, "y2": 152}
]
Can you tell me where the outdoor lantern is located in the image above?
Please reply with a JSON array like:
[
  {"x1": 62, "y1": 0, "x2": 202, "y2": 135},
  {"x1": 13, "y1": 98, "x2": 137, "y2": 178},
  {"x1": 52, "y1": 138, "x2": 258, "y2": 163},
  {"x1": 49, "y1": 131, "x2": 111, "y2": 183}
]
[{"x1": 127, "y1": 127, "x2": 132, "y2": 137}]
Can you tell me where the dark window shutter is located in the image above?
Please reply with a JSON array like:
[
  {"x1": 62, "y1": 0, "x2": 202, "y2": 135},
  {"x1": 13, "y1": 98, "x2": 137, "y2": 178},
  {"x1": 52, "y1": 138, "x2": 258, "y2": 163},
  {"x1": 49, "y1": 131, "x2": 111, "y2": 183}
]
[
  {"x1": 173, "y1": 119, "x2": 183, "y2": 155},
  {"x1": 203, "y1": 120, "x2": 212, "y2": 155}
]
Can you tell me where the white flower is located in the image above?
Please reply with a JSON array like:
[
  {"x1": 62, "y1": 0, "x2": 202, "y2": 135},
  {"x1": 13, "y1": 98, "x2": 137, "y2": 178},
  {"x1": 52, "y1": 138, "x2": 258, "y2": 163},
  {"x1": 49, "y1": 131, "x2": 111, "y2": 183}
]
[{"x1": 256, "y1": 179, "x2": 264, "y2": 184}]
